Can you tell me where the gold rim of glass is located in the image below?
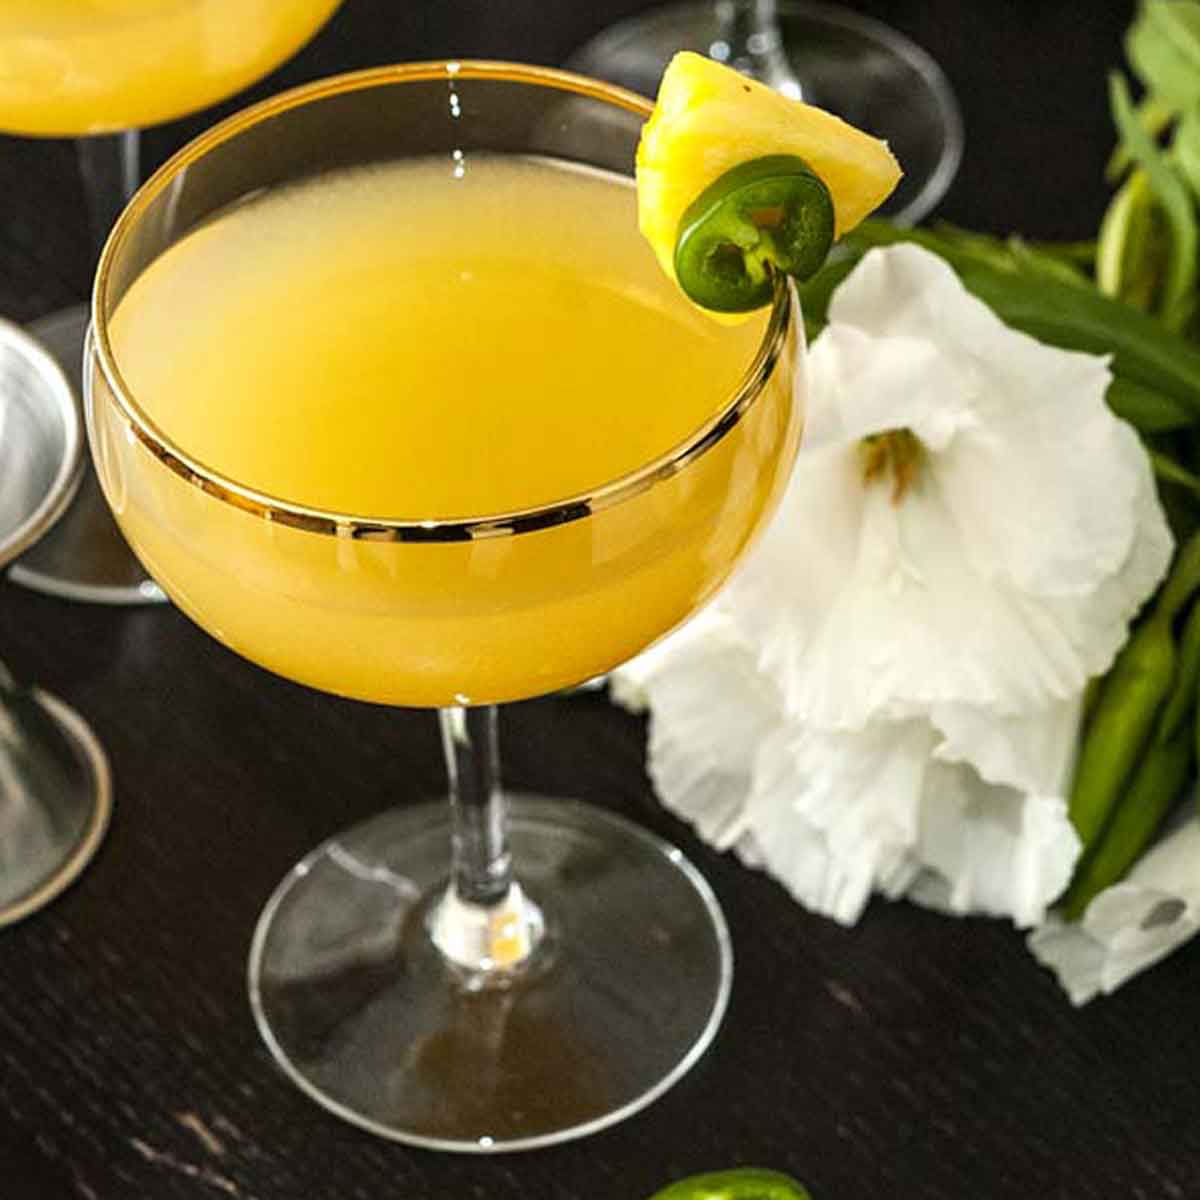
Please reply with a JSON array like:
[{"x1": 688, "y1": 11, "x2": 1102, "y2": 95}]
[{"x1": 91, "y1": 59, "x2": 794, "y2": 545}]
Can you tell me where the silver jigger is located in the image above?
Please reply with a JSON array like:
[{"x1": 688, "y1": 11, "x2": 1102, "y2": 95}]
[{"x1": 0, "y1": 317, "x2": 112, "y2": 925}]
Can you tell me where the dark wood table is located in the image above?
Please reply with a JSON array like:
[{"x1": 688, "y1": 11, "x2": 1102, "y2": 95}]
[{"x1": 3, "y1": 3, "x2": 1197, "y2": 1197}]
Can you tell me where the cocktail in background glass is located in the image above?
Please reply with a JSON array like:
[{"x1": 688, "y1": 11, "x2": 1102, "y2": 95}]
[
  {"x1": 0, "y1": 0, "x2": 343, "y2": 603},
  {"x1": 86, "y1": 62, "x2": 805, "y2": 1149}
]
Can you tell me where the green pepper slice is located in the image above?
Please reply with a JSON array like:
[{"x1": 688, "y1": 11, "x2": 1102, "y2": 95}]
[
  {"x1": 674, "y1": 155, "x2": 835, "y2": 313},
  {"x1": 647, "y1": 1167, "x2": 813, "y2": 1200}
]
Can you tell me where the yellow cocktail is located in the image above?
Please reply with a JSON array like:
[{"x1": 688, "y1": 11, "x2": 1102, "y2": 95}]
[
  {"x1": 102, "y1": 154, "x2": 797, "y2": 705},
  {"x1": 86, "y1": 62, "x2": 805, "y2": 1151},
  {"x1": 0, "y1": 1, "x2": 342, "y2": 136}
]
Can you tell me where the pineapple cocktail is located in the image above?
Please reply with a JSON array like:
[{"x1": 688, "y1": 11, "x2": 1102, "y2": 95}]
[
  {"x1": 86, "y1": 55, "x2": 895, "y2": 1151},
  {"x1": 86, "y1": 62, "x2": 803, "y2": 1151},
  {"x1": 102, "y1": 153, "x2": 795, "y2": 706}
]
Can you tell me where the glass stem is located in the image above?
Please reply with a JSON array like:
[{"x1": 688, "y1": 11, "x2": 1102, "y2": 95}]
[
  {"x1": 441, "y1": 704, "x2": 510, "y2": 907},
  {"x1": 76, "y1": 130, "x2": 141, "y2": 267},
  {"x1": 430, "y1": 705, "x2": 544, "y2": 975},
  {"x1": 714, "y1": 0, "x2": 802, "y2": 99}
]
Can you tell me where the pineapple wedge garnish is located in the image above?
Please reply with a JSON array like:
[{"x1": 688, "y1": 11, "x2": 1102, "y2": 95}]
[{"x1": 636, "y1": 51, "x2": 902, "y2": 296}]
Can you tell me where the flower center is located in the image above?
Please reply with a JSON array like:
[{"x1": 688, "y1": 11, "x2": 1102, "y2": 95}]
[{"x1": 858, "y1": 429, "x2": 924, "y2": 503}]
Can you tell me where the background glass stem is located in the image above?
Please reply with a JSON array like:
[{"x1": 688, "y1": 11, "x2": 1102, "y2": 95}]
[
  {"x1": 714, "y1": 0, "x2": 802, "y2": 97},
  {"x1": 76, "y1": 130, "x2": 140, "y2": 266}
]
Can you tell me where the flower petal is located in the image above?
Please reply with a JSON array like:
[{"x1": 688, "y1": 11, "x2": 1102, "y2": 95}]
[
  {"x1": 813, "y1": 244, "x2": 1172, "y2": 604},
  {"x1": 1028, "y1": 812, "x2": 1200, "y2": 1004},
  {"x1": 906, "y1": 768, "x2": 1080, "y2": 928},
  {"x1": 930, "y1": 696, "x2": 1081, "y2": 796},
  {"x1": 744, "y1": 720, "x2": 928, "y2": 924},
  {"x1": 612, "y1": 611, "x2": 780, "y2": 848},
  {"x1": 801, "y1": 325, "x2": 979, "y2": 453},
  {"x1": 723, "y1": 245, "x2": 1171, "y2": 724},
  {"x1": 730, "y1": 470, "x2": 1126, "y2": 725}
]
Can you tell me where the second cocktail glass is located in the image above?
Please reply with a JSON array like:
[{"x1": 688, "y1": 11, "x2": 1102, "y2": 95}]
[
  {"x1": 1, "y1": 0, "x2": 343, "y2": 602},
  {"x1": 85, "y1": 62, "x2": 805, "y2": 1150}
]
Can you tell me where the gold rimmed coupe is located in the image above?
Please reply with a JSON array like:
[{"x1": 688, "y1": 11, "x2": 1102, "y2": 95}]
[
  {"x1": 85, "y1": 60, "x2": 806, "y2": 1150},
  {"x1": 92, "y1": 60, "x2": 793, "y2": 544}
]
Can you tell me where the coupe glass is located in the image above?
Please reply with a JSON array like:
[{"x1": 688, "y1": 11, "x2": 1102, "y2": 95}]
[
  {"x1": 1, "y1": 0, "x2": 343, "y2": 604},
  {"x1": 568, "y1": 0, "x2": 964, "y2": 226},
  {"x1": 85, "y1": 62, "x2": 804, "y2": 1151}
]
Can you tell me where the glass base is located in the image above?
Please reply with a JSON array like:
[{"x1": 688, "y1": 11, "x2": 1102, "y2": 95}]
[
  {"x1": 0, "y1": 688, "x2": 112, "y2": 927},
  {"x1": 247, "y1": 795, "x2": 732, "y2": 1152},
  {"x1": 8, "y1": 305, "x2": 166, "y2": 605},
  {"x1": 566, "y1": 0, "x2": 964, "y2": 226}
]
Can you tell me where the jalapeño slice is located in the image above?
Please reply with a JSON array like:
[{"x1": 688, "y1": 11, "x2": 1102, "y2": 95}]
[
  {"x1": 674, "y1": 155, "x2": 835, "y2": 313},
  {"x1": 648, "y1": 1167, "x2": 813, "y2": 1200}
]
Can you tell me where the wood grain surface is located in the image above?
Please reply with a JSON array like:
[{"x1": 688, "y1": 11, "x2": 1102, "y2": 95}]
[{"x1": 3, "y1": 3, "x2": 1198, "y2": 1198}]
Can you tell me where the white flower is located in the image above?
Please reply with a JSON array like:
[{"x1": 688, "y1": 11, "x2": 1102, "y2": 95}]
[
  {"x1": 615, "y1": 243, "x2": 1172, "y2": 932},
  {"x1": 1027, "y1": 810, "x2": 1200, "y2": 1005}
]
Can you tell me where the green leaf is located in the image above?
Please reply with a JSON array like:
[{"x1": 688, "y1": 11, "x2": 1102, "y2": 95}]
[
  {"x1": 1127, "y1": 0, "x2": 1200, "y2": 107},
  {"x1": 1023, "y1": 239, "x2": 1098, "y2": 268},
  {"x1": 1150, "y1": 0, "x2": 1200, "y2": 77},
  {"x1": 1174, "y1": 104, "x2": 1200, "y2": 197},
  {"x1": 1107, "y1": 93, "x2": 1176, "y2": 181},
  {"x1": 1151, "y1": 447, "x2": 1200, "y2": 495},
  {"x1": 1110, "y1": 71, "x2": 1199, "y2": 332},
  {"x1": 1108, "y1": 378, "x2": 1195, "y2": 432},
  {"x1": 1004, "y1": 236, "x2": 1091, "y2": 286}
]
